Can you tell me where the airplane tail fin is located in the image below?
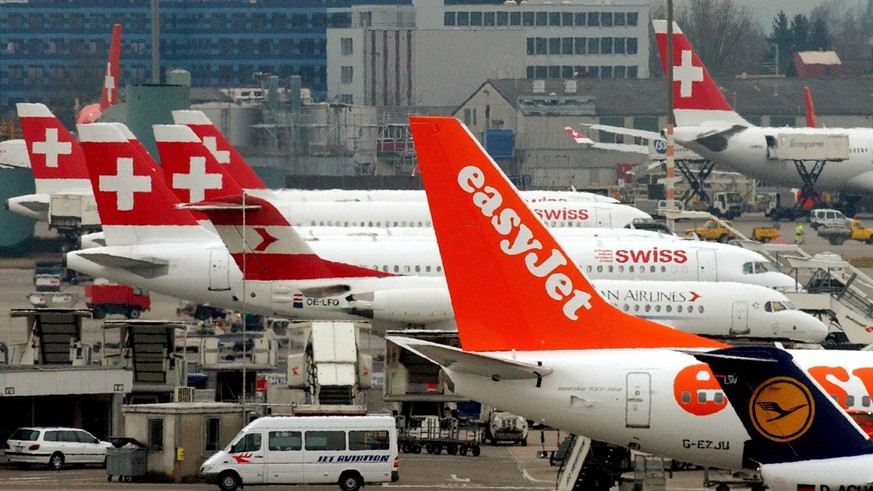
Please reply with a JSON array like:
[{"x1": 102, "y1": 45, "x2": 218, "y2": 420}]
[
  {"x1": 17, "y1": 103, "x2": 91, "y2": 194},
  {"x1": 564, "y1": 127, "x2": 594, "y2": 145},
  {"x1": 171, "y1": 110, "x2": 267, "y2": 190},
  {"x1": 99, "y1": 24, "x2": 122, "y2": 111},
  {"x1": 804, "y1": 87, "x2": 817, "y2": 128},
  {"x1": 408, "y1": 116, "x2": 724, "y2": 352},
  {"x1": 652, "y1": 20, "x2": 748, "y2": 127},
  {"x1": 154, "y1": 124, "x2": 246, "y2": 226},
  {"x1": 77, "y1": 123, "x2": 211, "y2": 245},
  {"x1": 694, "y1": 346, "x2": 873, "y2": 465},
  {"x1": 186, "y1": 194, "x2": 395, "y2": 281}
]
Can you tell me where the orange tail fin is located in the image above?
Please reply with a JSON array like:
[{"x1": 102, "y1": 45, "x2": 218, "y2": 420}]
[{"x1": 409, "y1": 117, "x2": 724, "y2": 352}]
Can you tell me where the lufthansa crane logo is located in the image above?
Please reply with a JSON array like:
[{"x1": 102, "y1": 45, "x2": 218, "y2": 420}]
[{"x1": 749, "y1": 376, "x2": 815, "y2": 442}]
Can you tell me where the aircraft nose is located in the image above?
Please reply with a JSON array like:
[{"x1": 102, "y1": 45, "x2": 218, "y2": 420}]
[{"x1": 791, "y1": 311, "x2": 829, "y2": 344}]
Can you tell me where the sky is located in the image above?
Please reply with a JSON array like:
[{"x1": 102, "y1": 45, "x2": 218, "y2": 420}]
[{"x1": 732, "y1": 0, "x2": 867, "y2": 28}]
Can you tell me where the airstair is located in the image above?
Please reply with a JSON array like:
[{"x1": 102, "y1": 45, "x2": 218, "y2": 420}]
[
  {"x1": 7, "y1": 309, "x2": 94, "y2": 365},
  {"x1": 101, "y1": 320, "x2": 187, "y2": 401}
]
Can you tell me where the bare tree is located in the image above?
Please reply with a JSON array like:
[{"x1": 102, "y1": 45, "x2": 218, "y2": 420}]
[{"x1": 650, "y1": 0, "x2": 767, "y2": 78}]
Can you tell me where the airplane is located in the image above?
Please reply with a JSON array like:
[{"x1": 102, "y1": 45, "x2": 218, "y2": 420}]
[
  {"x1": 187, "y1": 192, "x2": 827, "y2": 342},
  {"x1": 154, "y1": 122, "x2": 649, "y2": 230},
  {"x1": 77, "y1": 24, "x2": 122, "y2": 125},
  {"x1": 173, "y1": 109, "x2": 620, "y2": 204},
  {"x1": 652, "y1": 20, "x2": 873, "y2": 214},
  {"x1": 384, "y1": 115, "x2": 873, "y2": 470},
  {"x1": 695, "y1": 345, "x2": 873, "y2": 491}
]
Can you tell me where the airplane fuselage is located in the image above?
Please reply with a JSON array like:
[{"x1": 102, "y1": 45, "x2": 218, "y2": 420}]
[{"x1": 678, "y1": 126, "x2": 873, "y2": 195}]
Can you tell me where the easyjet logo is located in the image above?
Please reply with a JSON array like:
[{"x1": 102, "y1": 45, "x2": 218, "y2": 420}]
[
  {"x1": 673, "y1": 364, "x2": 728, "y2": 416},
  {"x1": 457, "y1": 165, "x2": 592, "y2": 320},
  {"x1": 534, "y1": 208, "x2": 589, "y2": 221},
  {"x1": 615, "y1": 248, "x2": 688, "y2": 264}
]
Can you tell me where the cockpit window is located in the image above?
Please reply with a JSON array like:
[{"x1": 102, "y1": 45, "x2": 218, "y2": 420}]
[
  {"x1": 744, "y1": 261, "x2": 778, "y2": 274},
  {"x1": 765, "y1": 301, "x2": 787, "y2": 312}
]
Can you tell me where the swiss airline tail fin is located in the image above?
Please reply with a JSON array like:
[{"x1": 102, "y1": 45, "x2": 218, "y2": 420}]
[
  {"x1": 17, "y1": 103, "x2": 91, "y2": 194},
  {"x1": 77, "y1": 123, "x2": 212, "y2": 245},
  {"x1": 186, "y1": 194, "x2": 394, "y2": 281},
  {"x1": 652, "y1": 20, "x2": 748, "y2": 127},
  {"x1": 154, "y1": 124, "x2": 246, "y2": 226},
  {"x1": 77, "y1": 24, "x2": 122, "y2": 124},
  {"x1": 694, "y1": 346, "x2": 873, "y2": 464},
  {"x1": 564, "y1": 127, "x2": 594, "y2": 145},
  {"x1": 408, "y1": 117, "x2": 724, "y2": 352},
  {"x1": 171, "y1": 110, "x2": 267, "y2": 190}
]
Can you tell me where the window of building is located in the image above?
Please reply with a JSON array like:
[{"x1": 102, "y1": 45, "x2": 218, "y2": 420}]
[
  {"x1": 205, "y1": 418, "x2": 221, "y2": 451},
  {"x1": 456, "y1": 11, "x2": 469, "y2": 26},
  {"x1": 574, "y1": 37, "x2": 586, "y2": 55},
  {"x1": 444, "y1": 11, "x2": 456, "y2": 26},
  {"x1": 587, "y1": 38, "x2": 599, "y2": 54},
  {"x1": 312, "y1": 13, "x2": 326, "y2": 28},
  {"x1": 131, "y1": 14, "x2": 147, "y2": 30},
  {"x1": 588, "y1": 12, "x2": 599, "y2": 27},
  {"x1": 522, "y1": 11, "x2": 534, "y2": 26},
  {"x1": 232, "y1": 15, "x2": 247, "y2": 29},
  {"x1": 510, "y1": 11, "x2": 521, "y2": 26},
  {"x1": 614, "y1": 65, "x2": 627, "y2": 79},
  {"x1": 271, "y1": 14, "x2": 286, "y2": 29},
  {"x1": 484, "y1": 11, "x2": 495, "y2": 26},
  {"x1": 8, "y1": 14, "x2": 24, "y2": 29},
  {"x1": 259, "y1": 39, "x2": 273, "y2": 55},
  {"x1": 27, "y1": 14, "x2": 44, "y2": 30},
  {"x1": 627, "y1": 12, "x2": 638, "y2": 26},
  {"x1": 279, "y1": 39, "x2": 294, "y2": 56},
  {"x1": 614, "y1": 37, "x2": 626, "y2": 54},
  {"x1": 575, "y1": 12, "x2": 586, "y2": 26},
  {"x1": 341, "y1": 37, "x2": 353, "y2": 56},
  {"x1": 561, "y1": 65, "x2": 574, "y2": 78},
  {"x1": 601, "y1": 37, "x2": 613, "y2": 54},
  {"x1": 496, "y1": 11, "x2": 508, "y2": 26},
  {"x1": 48, "y1": 14, "x2": 64, "y2": 29},
  {"x1": 148, "y1": 419, "x2": 164, "y2": 451},
  {"x1": 305, "y1": 431, "x2": 345, "y2": 451},
  {"x1": 601, "y1": 12, "x2": 613, "y2": 27},
  {"x1": 211, "y1": 14, "x2": 226, "y2": 30},
  {"x1": 526, "y1": 38, "x2": 535, "y2": 55},
  {"x1": 464, "y1": 108, "x2": 477, "y2": 126},
  {"x1": 27, "y1": 40, "x2": 43, "y2": 55},
  {"x1": 47, "y1": 41, "x2": 59, "y2": 54},
  {"x1": 251, "y1": 14, "x2": 266, "y2": 29},
  {"x1": 340, "y1": 94, "x2": 353, "y2": 104},
  {"x1": 549, "y1": 12, "x2": 560, "y2": 26},
  {"x1": 535, "y1": 37, "x2": 546, "y2": 55},
  {"x1": 535, "y1": 65, "x2": 547, "y2": 78},
  {"x1": 561, "y1": 37, "x2": 573, "y2": 55},
  {"x1": 341, "y1": 66, "x2": 353, "y2": 84},
  {"x1": 614, "y1": 12, "x2": 626, "y2": 26},
  {"x1": 9, "y1": 66, "x2": 24, "y2": 84},
  {"x1": 470, "y1": 11, "x2": 482, "y2": 26},
  {"x1": 548, "y1": 65, "x2": 560, "y2": 78},
  {"x1": 548, "y1": 38, "x2": 560, "y2": 55},
  {"x1": 627, "y1": 37, "x2": 638, "y2": 55},
  {"x1": 536, "y1": 11, "x2": 548, "y2": 26},
  {"x1": 90, "y1": 14, "x2": 105, "y2": 30},
  {"x1": 27, "y1": 66, "x2": 44, "y2": 87},
  {"x1": 562, "y1": 12, "x2": 574, "y2": 26}
]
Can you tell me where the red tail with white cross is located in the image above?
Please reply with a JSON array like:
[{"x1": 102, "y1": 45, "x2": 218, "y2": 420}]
[
  {"x1": 17, "y1": 103, "x2": 91, "y2": 195},
  {"x1": 77, "y1": 123, "x2": 213, "y2": 245},
  {"x1": 653, "y1": 20, "x2": 748, "y2": 127}
]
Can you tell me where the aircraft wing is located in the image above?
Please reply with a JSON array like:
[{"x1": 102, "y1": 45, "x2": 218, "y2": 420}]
[
  {"x1": 582, "y1": 123, "x2": 662, "y2": 140},
  {"x1": 387, "y1": 336, "x2": 552, "y2": 381},
  {"x1": 589, "y1": 142, "x2": 649, "y2": 155},
  {"x1": 74, "y1": 252, "x2": 169, "y2": 278}
]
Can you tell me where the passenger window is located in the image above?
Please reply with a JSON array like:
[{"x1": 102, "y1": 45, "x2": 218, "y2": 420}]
[
  {"x1": 44, "y1": 431, "x2": 61, "y2": 442},
  {"x1": 713, "y1": 392, "x2": 724, "y2": 404},
  {"x1": 269, "y1": 431, "x2": 302, "y2": 451},
  {"x1": 349, "y1": 430, "x2": 390, "y2": 451},
  {"x1": 847, "y1": 395, "x2": 856, "y2": 407},
  {"x1": 698, "y1": 306, "x2": 704, "y2": 313},
  {"x1": 665, "y1": 305, "x2": 672, "y2": 313},
  {"x1": 597, "y1": 265, "x2": 603, "y2": 273},
  {"x1": 232, "y1": 433, "x2": 261, "y2": 453},
  {"x1": 426, "y1": 266, "x2": 431, "y2": 273},
  {"x1": 863, "y1": 396, "x2": 871, "y2": 407},
  {"x1": 74, "y1": 430, "x2": 96, "y2": 443},
  {"x1": 644, "y1": 304, "x2": 651, "y2": 312},
  {"x1": 681, "y1": 391, "x2": 691, "y2": 404},
  {"x1": 437, "y1": 266, "x2": 442, "y2": 272},
  {"x1": 305, "y1": 431, "x2": 346, "y2": 451},
  {"x1": 743, "y1": 262, "x2": 753, "y2": 274},
  {"x1": 633, "y1": 304, "x2": 640, "y2": 312}
]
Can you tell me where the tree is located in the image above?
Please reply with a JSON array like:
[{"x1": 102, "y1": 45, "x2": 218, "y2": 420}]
[
  {"x1": 809, "y1": 17, "x2": 832, "y2": 51},
  {"x1": 767, "y1": 11, "x2": 793, "y2": 74}
]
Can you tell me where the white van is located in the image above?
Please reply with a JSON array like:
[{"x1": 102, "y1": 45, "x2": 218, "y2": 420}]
[{"x1": 200, "y1": 415, "x2": 398, "y2": 491}]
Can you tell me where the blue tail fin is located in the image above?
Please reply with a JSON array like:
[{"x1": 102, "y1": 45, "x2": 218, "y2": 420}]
[{"x1": 693, "y1": 346, "x2": 873, "y2": 465}]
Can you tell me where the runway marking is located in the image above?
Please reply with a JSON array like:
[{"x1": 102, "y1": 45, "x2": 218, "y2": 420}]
[
  {"x1": 521, "y1": 469, "x2": 553, "y2": 483},
  {"x1": 448, "y1": 474, "x2": 471, "y2": 482}
]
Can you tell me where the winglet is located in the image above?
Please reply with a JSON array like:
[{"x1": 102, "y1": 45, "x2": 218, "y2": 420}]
[
  {"x1": 693, "y1": 346, "x2": 873, "y2": 465},
  {"x1": 408, "y1": 116, "x2": 724, "y2": 352},
  {"x1": 172, "y1": 110, "x2": 267, "y2": 190},
  {"x1": 652, "y1": 20, "x2": 748, "y2": 126},
  {"x1": 187, "y1": 194, "x2": 395, "y2": 281}
]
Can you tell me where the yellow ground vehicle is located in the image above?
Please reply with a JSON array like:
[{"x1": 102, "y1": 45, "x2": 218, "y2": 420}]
[
  {"x1": 751, "y1": 226, "x2": 781, "y2": 243},
  {"x1": 685, "y1": 220, "x2": 735, "y2": 243},
  {"x1": 817, "y1": 219, "x2": 873, "y2": 245}
]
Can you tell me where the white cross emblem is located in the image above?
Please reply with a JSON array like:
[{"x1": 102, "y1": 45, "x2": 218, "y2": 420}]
[
  {"x1": 172, "y1": 156, "x2": 223, "y2": 202},
  {"x1": 103, "y1": 62, "x2": 116, "y2": 103},
  {"x1": 202, "y1": 136, "x2": 230, "y2": 164},
  {"x1": 32, "y1": 128, "x2": 72, "y2": 168},
  {"x1": 99, "y1": 157, "x2": 151, "y2": 211},
  {"x1": 673, "y1": 50, "x2": 703, "y2": 98}
]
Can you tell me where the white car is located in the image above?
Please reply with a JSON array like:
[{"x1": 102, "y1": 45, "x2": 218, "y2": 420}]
[{"x1": 5, "y1": 427, "x2": 112, "y2": 470}]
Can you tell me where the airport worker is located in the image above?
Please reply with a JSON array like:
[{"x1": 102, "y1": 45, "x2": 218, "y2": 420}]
[{"x1": 794, "y1": 223, "x2": 804, "y2": 244}]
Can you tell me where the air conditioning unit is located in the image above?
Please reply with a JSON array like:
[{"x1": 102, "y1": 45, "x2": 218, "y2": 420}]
[{"x1": 174, "y1": 386, "x2": 196, "y2": 403}]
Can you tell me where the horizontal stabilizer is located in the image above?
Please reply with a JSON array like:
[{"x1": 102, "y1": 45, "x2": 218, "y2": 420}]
[
  {"x1": 75, "y1": 252, "x2": 168, "y2": 278},
  {"x1": 387, "y1": 336, "x2": 552, "y2": 381}
]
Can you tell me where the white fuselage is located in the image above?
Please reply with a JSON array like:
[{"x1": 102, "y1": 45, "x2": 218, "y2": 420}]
[
  {"x1": 760, "y1": 456, "x2": 873, "y2": 491},
  {"x1": 677, "y1": 126, "x2": 873, "y2": 195},
  {"x1": 437, "y1": 348, "x2": 873, "y2": 469}
]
